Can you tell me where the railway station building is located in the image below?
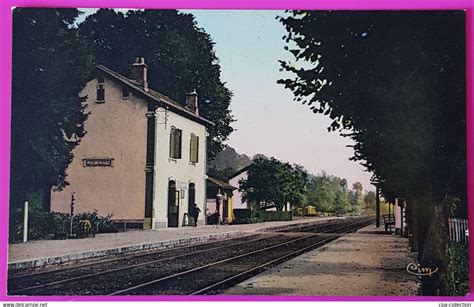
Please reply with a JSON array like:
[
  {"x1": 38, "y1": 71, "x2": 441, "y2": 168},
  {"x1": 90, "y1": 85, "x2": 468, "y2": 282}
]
[{"x1": 50, "y1": 58, "x2": 213, "y2": 229}]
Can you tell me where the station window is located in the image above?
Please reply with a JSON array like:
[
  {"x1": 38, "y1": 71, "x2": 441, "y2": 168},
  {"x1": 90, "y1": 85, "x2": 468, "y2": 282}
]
[
  {"x1": 96, "y1": 76, "x2": 105, "y2": 103},
  {"x1": 169, "y1": 127, "x2": 182, "y2": 159},
  {"x1": 190, "y1": 134, "x2": 199, "y2": 163},
  {"x1": 122, "y1": 86, "x2": 130, "y2": 99}
]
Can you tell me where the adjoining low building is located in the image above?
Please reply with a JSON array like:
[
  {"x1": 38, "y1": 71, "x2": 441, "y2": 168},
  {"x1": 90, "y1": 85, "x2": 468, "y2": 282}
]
[
  {"x1": 50, "y1": 58, "x2": 213, "y2": 229},
  {"x1": 227, "y1": 165, "x2": 250, "y2": 210},
  {"x1": 206, "y1": 177, "x2": 236, "y2": 224}
]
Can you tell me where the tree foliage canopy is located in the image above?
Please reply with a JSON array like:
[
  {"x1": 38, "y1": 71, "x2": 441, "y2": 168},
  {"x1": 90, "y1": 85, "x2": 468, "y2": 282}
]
[
  {"x1": 78, "y1": 9, "x2": 234, "y2": 159},
  {"x1": 304, "y1": 172, "x2": 364, "y2": 214},
  {"x1": 278, "y1": 12, "x2": 466, "y2": 292},
  {"x1": 238, "y1": 157, "x2": 308, "y2": 211},
  {"x1": 11, "y1": 8, "x2": 93, "y2": 206},
  {"x1": 278, "y1": 11, "x2": 466, "y2": 211},
  {"x1": 10, "y1": 8, "x2": 236, "y2": 210}
]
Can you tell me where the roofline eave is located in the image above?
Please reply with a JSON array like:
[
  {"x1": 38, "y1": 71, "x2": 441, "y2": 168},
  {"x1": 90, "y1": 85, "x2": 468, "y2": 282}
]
[{"x1": 94, "y1": 65, "x2": 215, "y2": 127}]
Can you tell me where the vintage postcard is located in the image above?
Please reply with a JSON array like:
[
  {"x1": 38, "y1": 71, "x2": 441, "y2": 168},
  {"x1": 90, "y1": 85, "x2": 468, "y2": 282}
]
[{"x1": 2, "y1": 6, "x2": 471, "y2": 301}]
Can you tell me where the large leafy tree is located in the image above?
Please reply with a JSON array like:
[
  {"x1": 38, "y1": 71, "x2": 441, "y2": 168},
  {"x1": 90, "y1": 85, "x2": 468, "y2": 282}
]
[
  {"x1": 363, "y1": 191, "x2": 376, "y2": 213},
  {"x1": 334, "y1": 187, "x2": 350, "y2": 215},
  {"x1": 303, "y1": 173, "x2": 332, "y2": 212},
  {"x1": 278, "y1": 11, "x2": 465, "y2": 294},
  {"x1": 78, "y1": 9, "x2": 234, "y2": 159},
  {"x1": 282, "y1": 163, "x2": 308, "y2": 209},
  {"x1": 304, "y1": 172, "x2": 364, "y2": 214},
  {"x1": 10, "y1": 8, "x2": 92, "y2": 209},
  {"x1": 238, "y1": 157, "x2": 308, "y2": 211},
  {"x1": 350, "y1": 182, "x2": 363, "y2": 212}
]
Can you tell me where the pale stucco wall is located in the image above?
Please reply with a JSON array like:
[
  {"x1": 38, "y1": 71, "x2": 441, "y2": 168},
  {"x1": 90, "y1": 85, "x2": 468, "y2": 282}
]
[
  {"x1": 51, "y1": 76, "x2": 148, "y2": 220},
  {"x1": 152, "y1": 108, "x2": 207, "y2": 228},
  {"x1": 229, "y1": 171, "x2": 247, "y2": 209}
]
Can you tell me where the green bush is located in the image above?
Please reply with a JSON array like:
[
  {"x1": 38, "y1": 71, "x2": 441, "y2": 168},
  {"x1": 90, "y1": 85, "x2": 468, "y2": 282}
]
[
  {"x1": 8, "y1": 207, "x2": 117, "y2": 243},
  {"x1": 249, "y1": 217, "x2": 263, "y2": 224},
  {"x1": 96, "y1": 213, "x2": 118, "y2": 233},
  {"x1": 72, "y1": 210, "x2": 117, "y2": 236},
  {"x1": 232, "y1": 209, "x2": 252, "y2": 224},
  {"x1": 9, "y1": 207, "x2": 26, "y2": 242},
  {"x1": 255, "y1": 211, "x2": 293, "y2": 222},
  {"x1": 447, "y1": 242, "x2": 469, "y2": 296},
  {"x1": 9, "y1": 207, "x2": 70, "y2": 242}
]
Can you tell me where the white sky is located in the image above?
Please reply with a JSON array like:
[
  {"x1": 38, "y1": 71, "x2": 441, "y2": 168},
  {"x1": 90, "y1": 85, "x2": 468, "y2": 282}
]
[{"x1": 188, "y1": 10, "x2": 374, "y2": 191}]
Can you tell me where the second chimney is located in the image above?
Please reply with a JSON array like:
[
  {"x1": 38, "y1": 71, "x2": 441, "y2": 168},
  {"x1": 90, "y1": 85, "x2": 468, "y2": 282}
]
[
  {"x1": 186, "y1": 90, "x2": 199, "y2": 115},
  {"x1": 132, "y1": 57, "x2": 148, "y2": 92}
]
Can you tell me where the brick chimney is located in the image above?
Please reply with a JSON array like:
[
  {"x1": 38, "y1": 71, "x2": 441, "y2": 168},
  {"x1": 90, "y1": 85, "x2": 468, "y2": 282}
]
[
  {"x1": 132, "y1": 57, "x2": 148, "y2": 92},
  {"x1": 185, "y1": 90, "x2": 199, "y2": 115}
]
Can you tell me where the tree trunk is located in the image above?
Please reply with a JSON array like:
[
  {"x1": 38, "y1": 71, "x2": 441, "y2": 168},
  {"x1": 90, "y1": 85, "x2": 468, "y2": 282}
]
[
  {"x1": 416, "y1": 195, "x2": 449, "y2": 295},
  {"x1": 407, "y1": 197, "x2": 419, "y2": 252},
  {"x1": 42, "y1": 186, "x2": 51, "y2": 211}
]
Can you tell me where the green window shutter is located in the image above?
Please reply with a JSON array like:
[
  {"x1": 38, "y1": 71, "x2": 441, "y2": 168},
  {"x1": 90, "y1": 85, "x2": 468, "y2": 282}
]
[
  {"x1": 189, "y1": 135, "x2": 194, "y2": 162},
  {"x1": 176, "y1": 129, "x2": 182, "y2": 159},
  {"x1": 170, "y1": 128, "x2": 175, "y2": 158},
  {"x1": 195, "y1": 136, "x2": 199, "y2": 163},
  {"x1": 190, "y1": 135, "x2": 199, "y2": 163}
]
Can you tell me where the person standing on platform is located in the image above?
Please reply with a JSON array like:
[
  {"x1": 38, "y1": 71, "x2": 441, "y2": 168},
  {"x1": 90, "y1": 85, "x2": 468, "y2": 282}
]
[
  {"x1": 192, "y1": 203, "x2": 201, "y2": 227},
  {"x1": 211, "y1": 209, "x2": 220, "y2": 228}
]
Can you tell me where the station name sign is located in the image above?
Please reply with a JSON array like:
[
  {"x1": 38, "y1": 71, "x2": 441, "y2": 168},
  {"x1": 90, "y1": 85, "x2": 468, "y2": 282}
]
[{"x1": 83, "y1": 158, "x2": 114, "y2": 167}]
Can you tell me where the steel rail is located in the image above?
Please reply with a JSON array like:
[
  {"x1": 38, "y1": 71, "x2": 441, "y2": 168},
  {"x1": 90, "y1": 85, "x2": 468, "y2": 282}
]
[
  {"x1": 10, "y1": 233, "x2": 279, "y2": 294},
  {"x1": 280, "y1": 218, "x2": 368, "y2": 233},
  {"x1": 11, "y1": 217, "x2": 358, "y2": 281},
  {"x1": 190, "y1": 220, "x2": 374, "y2": 295},
  {"x1": 108, "y1": 234, "x2": 321, "y2": 296},
  {"x1": 109, "y1": 219, "x2": 373, "y2": 296},
  {"x1": 9, "y1": 232, "x2": 262, "y2": 281},
  {"x1": 276, "y1": 219, "x2": 342, "y2": 232}
]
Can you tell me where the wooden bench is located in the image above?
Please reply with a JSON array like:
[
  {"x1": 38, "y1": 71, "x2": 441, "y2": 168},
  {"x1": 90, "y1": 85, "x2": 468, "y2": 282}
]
[
  {"x1": 113, "y1": 219, "x2": 144, "y2": 231},
  {"x1": 382, "y1": 214, "x2": 395, "y2": 233}
]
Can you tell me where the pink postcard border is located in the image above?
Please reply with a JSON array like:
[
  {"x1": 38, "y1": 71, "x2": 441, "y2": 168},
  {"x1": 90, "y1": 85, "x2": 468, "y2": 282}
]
[{"x1": 0, "y1": 0, "x2": 472, "y2": 302}]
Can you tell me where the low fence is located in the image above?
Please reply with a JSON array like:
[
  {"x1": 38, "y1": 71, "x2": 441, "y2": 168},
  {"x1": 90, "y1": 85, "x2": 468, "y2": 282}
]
[{"x1": 448, "y1": 218, "x2": 468, "y2": 243}]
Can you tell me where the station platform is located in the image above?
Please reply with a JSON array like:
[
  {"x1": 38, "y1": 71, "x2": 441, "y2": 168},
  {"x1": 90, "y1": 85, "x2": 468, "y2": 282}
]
[
  {"x1": 224, "y1": 224, "x2": 420, "y2": 296},
  {"x1": 8, "y1": 216, "x2": 340, "y2": 270}
]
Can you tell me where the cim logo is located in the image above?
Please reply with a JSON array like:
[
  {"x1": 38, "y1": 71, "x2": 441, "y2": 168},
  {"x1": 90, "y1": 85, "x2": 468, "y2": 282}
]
[{"x1": 406, "y1": 262, "x2": 439, "y2": 277}]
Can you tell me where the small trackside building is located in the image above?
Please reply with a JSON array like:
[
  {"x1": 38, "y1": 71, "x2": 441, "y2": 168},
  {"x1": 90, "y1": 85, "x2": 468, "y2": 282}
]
[
  {"x1": 206, "y1": 177, "x2": 237, "y2": 224},
  {"x1": 50, "y1": 58, "x2": 214, "y2": 229},
  {"x1": 228, "y1": 165, "x2": 250, "y2": 210}
]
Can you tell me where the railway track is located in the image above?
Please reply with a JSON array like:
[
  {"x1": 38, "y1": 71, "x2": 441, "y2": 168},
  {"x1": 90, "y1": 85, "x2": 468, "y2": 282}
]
[
  {"x1": 8, "y1": 233, "x2": 278, "y2": 295},
  {"x1": 113, "y1": 217, "x2": 373, "y2": 295},
  {"x1": 9, "y1": 217, "x2": 373, "y2": 296},
  {"x1": 9, "y1": 233, "x2": 263, "y2": 281}
]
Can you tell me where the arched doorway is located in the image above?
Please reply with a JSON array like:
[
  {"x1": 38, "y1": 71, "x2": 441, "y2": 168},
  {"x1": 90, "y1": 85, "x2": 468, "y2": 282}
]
[
  {"x1": 167, "y1": 180, "x2": 179, "y2": 227},
  {"x1": 188, "y1": 182, "x2": 196, "y2": 214}
]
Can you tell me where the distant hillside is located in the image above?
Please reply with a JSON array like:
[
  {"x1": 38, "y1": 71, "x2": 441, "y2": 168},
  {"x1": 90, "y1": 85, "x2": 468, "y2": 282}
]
[{"x1": 207, "y1": 145, "x2": 252, "y2": 172}]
